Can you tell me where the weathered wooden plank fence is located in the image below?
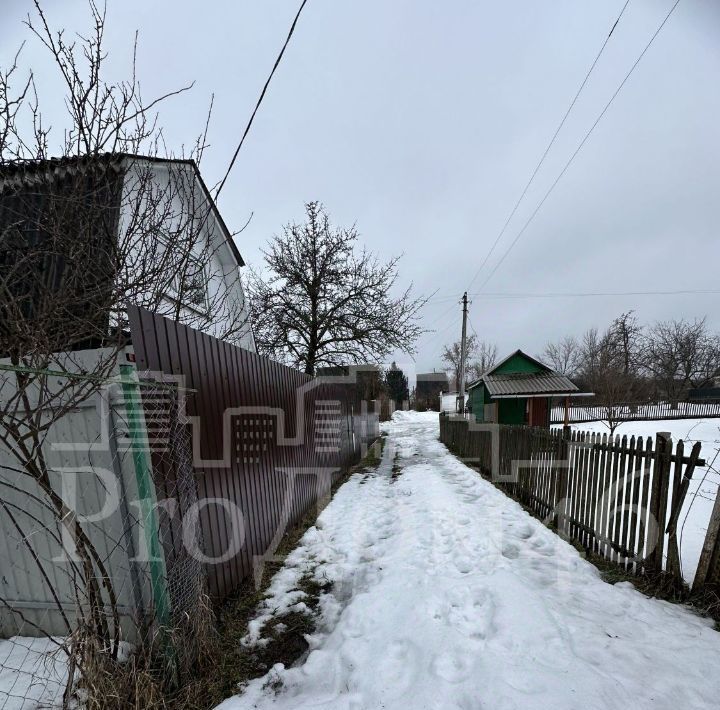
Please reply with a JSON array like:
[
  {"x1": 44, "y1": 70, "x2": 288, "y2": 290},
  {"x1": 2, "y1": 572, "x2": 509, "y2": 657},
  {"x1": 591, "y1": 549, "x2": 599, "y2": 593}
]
[
  {"x1": 693, "y1": 484, "x2": 720, "y2": 594},
  {"x1": 439, "y1": 414, "x2": 720, "y2": 591}
]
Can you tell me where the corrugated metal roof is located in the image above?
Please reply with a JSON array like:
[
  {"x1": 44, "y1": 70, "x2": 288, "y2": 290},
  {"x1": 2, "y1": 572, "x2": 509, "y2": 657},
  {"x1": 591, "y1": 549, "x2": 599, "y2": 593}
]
[
  {"x1": 0, "y1": 153, "x2": 245, "y2": 266},
  {"x1": 467, "y1": 349, "x2": 554, "y2": 390},
  {"x1": 483, "y1": 372, "x2": 579, "y2": 397},
  {"x1": 0, "y1": 154, "x2": 124, "y2": 192}
]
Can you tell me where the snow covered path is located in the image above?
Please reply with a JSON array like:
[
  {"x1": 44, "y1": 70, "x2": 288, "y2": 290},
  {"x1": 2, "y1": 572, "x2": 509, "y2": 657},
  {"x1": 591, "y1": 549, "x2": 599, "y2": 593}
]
[{"x1": 219, "y1": 412, "x2": 720, "y2": 710}]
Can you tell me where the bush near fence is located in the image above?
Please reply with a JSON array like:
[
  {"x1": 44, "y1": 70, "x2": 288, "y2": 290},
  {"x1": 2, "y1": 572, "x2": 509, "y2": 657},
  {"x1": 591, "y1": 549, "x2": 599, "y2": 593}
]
[{"x1": 438, "y1": 413, "x2": 720, "y2": 594}]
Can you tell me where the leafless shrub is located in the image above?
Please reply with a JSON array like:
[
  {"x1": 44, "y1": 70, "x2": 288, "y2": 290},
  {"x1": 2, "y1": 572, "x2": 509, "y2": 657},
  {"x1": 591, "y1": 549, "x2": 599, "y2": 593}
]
[
  {"x1": 575, "y1": 313, "x2": 644, "y2": 434},
  {"x1": 642, "y1": 317, "x2": 720, "y2": 407},
  {"x1": 441, "y1": 335, "x2": 498, "y2": 390},
  {"x1": 0, "y1": 1, "x2": 249, "y2": 705},
  {"x1": 541, "y1": 336, "x2": 580, "y2": 376}
]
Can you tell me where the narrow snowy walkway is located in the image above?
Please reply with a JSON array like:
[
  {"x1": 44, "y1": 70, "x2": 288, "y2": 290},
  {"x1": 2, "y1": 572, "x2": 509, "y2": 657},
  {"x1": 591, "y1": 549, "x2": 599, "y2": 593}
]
[{"x1": 219, "y1": 412, "x2": 720, "y2": 710}]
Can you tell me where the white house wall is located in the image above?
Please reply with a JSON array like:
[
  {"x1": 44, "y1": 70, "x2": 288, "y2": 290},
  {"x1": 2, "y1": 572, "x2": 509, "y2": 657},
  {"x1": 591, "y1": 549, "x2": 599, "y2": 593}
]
[{"x1": 118, "y1": 159, "x2": 255, "y2": 351}]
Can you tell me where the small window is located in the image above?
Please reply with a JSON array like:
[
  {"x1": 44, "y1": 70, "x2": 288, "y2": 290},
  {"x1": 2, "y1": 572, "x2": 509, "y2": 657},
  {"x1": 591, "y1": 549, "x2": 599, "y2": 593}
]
[
  {"x1": 168, "y1": 254, "x2": 209, "y2": 314},
  {"x1": 181, "y1": 257, "x2": 209, "y2": 311},
  {"x1": 156, "y1": 235, "x2": 210, "y2": 314}
]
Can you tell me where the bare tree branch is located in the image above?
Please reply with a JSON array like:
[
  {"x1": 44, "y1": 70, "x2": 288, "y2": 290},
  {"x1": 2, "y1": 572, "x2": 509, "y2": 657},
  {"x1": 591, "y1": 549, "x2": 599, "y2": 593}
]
[{"x1": 247, "y1": 201, "x2": 427, "y2": 375}]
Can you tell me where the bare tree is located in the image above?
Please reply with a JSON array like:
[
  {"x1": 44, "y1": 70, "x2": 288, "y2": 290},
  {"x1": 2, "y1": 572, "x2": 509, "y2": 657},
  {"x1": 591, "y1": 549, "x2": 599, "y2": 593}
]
[
  {"x1": 574, "y1": 314, "x2": 645, "y2": 433},
  {"x1": 541, "y1": 336, "x2": 580, "y2": 376},
  {"x1": 642, "y1": 317, "x2": 720, "y2": 407},
  {"x1": 470, "y1": 341, "x2": 498, "y2": 380},
  {"x1": 441, "y1": 334, "x2": 477, "y2": 391},
  {"x1": 612, "y1": 311, "x2": 643, "y2": 377},
  {"x1": 575, "y1": 328, "x2": 619, "y2": 433},
  {"x1": 247, "y1": 201, "x2": 427, "y2": 375},
  {"x1": 0, "y1": 2, "x2": 245, "y2": 703}
]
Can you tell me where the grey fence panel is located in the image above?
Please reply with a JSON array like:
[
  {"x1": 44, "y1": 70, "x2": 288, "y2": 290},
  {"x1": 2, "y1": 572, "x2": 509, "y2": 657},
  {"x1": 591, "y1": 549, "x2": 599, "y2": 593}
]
[{"x1": 0, "y1": 389, "x2": 154, "y2": 640}]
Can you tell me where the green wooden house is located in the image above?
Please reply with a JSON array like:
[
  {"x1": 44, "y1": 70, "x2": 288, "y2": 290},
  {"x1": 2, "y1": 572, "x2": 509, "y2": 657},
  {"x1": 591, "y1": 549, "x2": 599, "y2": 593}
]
[{"x1": 467, "y1": 350, "x2": 579, "y2": 427}]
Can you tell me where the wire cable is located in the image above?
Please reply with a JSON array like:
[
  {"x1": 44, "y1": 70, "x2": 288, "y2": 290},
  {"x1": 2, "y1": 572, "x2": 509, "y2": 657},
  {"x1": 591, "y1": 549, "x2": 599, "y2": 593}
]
[
  {"x1": 425, "y1": 287, "x2": 719, "y2": 304},
  {"x1": 424, "y1": 287, "x2": 719, "y2": 305},
  {"x1": 466, "y1": 0, "x2": 631, "y2": 291},
  {"x1": 476, "y1": 0, "x2": 682, "y2": 292},
  {"x1": 416, "y1": 310, "x2": 462, "y2": 351},
  {"x1": 214, "y1": 0, "x2": 310, "y2": 200}
]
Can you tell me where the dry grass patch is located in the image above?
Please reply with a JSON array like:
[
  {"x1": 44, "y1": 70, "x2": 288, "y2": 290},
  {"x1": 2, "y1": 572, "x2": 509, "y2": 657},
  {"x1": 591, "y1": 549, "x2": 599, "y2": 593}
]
[
  {"x1": 197, "y1": 437, "x2": 386, "y2": 706},
  {"x1": 71, "y1": 438, "x2": 385, "y2": 709}
]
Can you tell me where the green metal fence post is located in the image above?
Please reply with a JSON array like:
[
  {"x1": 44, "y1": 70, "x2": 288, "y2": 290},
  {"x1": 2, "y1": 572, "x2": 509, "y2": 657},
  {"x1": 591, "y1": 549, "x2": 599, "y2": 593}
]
[{"x1": 119, "y1": 364, "x2": 171, "y2": 630}]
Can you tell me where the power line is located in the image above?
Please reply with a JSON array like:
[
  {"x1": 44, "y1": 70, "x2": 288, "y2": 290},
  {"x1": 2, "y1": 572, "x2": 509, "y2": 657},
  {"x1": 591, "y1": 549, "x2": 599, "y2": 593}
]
[
  {"x1": 415, "y1": 309, "x2": 462, "y2": 351},
  {"x1": 476, "y1": 0, "x2": 682, "y2": 292},
  {"x1": 416, "y1": 290, "x2": 472, "y2": 355},
  {"x1": 214, "y1": 0, "x2": 310, "y2": 200},
  {"x1": 466, "y1": 0, "x2": 631, "y2": 291},
  {"x1": 480, "y1": 288, "x2": 719, "y2": 299},
  {"x1": 420, "y1": 283, "x2": 711, "y2": 360},
  {"x1": 422, "y1": 298, "x2": 461, "y2": 330},
  {"x1": 425, "y1": 286, "x2": 716, "y2": 304}
]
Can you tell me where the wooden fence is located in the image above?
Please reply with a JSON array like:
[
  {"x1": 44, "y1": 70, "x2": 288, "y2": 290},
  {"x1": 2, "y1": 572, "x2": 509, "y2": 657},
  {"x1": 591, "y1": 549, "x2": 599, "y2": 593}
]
[
  {"x1": 128, "y1": 306, "x2": 379, "y2": 600},
  {"x1": 438, "y1": 414, "x2": 719, "y2": 588},
  {"x1": 693, "y1": 485, "x2": 720, "y2": 594},
  {"x1": 550, "y1": 400, "x2": 720, "y2": 425}
]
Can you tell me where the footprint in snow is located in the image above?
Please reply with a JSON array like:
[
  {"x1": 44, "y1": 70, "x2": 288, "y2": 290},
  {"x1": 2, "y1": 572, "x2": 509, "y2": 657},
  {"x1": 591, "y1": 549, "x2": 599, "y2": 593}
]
[
  {"x1": 340, "y1": 602, "x2": 371, "y2": 639},
  {"x1": 431, "y1": 651, "x2": 473, "y2": 683},
  {"x1": 501, "y1": 543, "x2": 520, "y2": 560},
  {"x1": 447, "y1": 587, "x2": 496, "y2": 641},
  {"x1": 529, "y1": 535, "x2": 556, "y2": 557},
  {"x1": 374, "y1": 639, "x2": 422, "y2": 698},
  {"x1": 453, "y1": 555, "x2": 473, "y2": 574},
  {"x1": 507, "y1": 523, "x2": 533, "y2": 540}
]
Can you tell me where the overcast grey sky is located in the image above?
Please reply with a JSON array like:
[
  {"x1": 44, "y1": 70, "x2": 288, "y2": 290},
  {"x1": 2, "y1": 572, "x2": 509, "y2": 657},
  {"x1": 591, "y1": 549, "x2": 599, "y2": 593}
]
[{"x1": 2, "y1": 0, "x2": 719, "y2": 379}]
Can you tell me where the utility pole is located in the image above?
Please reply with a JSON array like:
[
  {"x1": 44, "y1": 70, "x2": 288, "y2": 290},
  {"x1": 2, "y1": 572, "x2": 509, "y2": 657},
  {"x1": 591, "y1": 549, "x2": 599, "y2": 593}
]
[{"x1": 457, "y1": 292, "x2": 468, "y2": 414}]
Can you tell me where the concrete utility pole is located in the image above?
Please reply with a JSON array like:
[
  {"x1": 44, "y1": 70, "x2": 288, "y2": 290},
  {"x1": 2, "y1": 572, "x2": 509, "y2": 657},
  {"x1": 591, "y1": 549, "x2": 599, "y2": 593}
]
[{"x1": 457, "y1": 292, "x2": 468, "y2": 414}]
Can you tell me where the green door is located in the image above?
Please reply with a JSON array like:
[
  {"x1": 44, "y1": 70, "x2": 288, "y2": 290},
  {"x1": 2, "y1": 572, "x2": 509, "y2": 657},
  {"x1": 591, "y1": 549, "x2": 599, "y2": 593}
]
[{"x1": 498, "y1": 398, "x2": 527, "y2": 425}]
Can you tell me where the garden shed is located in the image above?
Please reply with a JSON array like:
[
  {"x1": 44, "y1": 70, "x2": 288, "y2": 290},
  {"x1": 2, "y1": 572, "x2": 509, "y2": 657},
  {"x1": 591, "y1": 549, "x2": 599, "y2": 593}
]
[{"x1": 468, "y1": 350, "x2": 579, "y2": 427}]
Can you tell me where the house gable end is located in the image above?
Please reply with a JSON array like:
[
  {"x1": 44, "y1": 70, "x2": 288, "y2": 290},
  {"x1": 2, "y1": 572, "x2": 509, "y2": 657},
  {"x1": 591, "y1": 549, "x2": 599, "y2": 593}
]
[{"x1": 488, "y1": 349, "x2": 552, "y2": 376}]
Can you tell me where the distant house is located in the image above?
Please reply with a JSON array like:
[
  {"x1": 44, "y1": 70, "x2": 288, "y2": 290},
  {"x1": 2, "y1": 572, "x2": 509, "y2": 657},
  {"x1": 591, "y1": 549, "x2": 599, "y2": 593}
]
[
  {"x1": 467, "y1": 350, "x2": 579, "y2": 427},
  {"x1": 415, "y1": 372, "x2": 449, "y2": 411},
  {"x1": 315, "y1": 364, "x2": 384, "y2": 406},
  {"x1": 0, "y1": 153, "x2": 255, "y2": 354},
  {"x1": 688, "y1": 386, "x2": 720, "y2": 402}
]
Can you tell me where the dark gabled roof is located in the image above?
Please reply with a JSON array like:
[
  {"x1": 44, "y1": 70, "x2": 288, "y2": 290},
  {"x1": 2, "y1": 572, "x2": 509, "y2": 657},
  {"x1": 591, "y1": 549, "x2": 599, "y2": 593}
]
[
  {"x1": 417, "y1": 372, "x2": 449, "y2": 382},
  {"x1": 0, "y1": 153, "x2": 121, "y2": 187},
  {"x1": 482, "y1": 371, "x2": 579, "y2": 397},
  {"x1": 487, "y1": 349, "x2": 552, "y2": 376},
  {"x1": 467, "y1": 349, "x2": 578, "y2": 397},
  {"x1": 0, "y1": 153, "x2": 245, "y2": 266},
  {"x1": 467, "y1": 349, "x2": 552, "y2": 390}
]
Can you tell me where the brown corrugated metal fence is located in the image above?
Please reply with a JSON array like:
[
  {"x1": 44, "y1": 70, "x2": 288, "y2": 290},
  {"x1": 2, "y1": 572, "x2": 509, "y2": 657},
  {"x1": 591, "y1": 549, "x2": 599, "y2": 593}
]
[{"x1": 128, "y1": 306, "x2": 377, "y2": 600}]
